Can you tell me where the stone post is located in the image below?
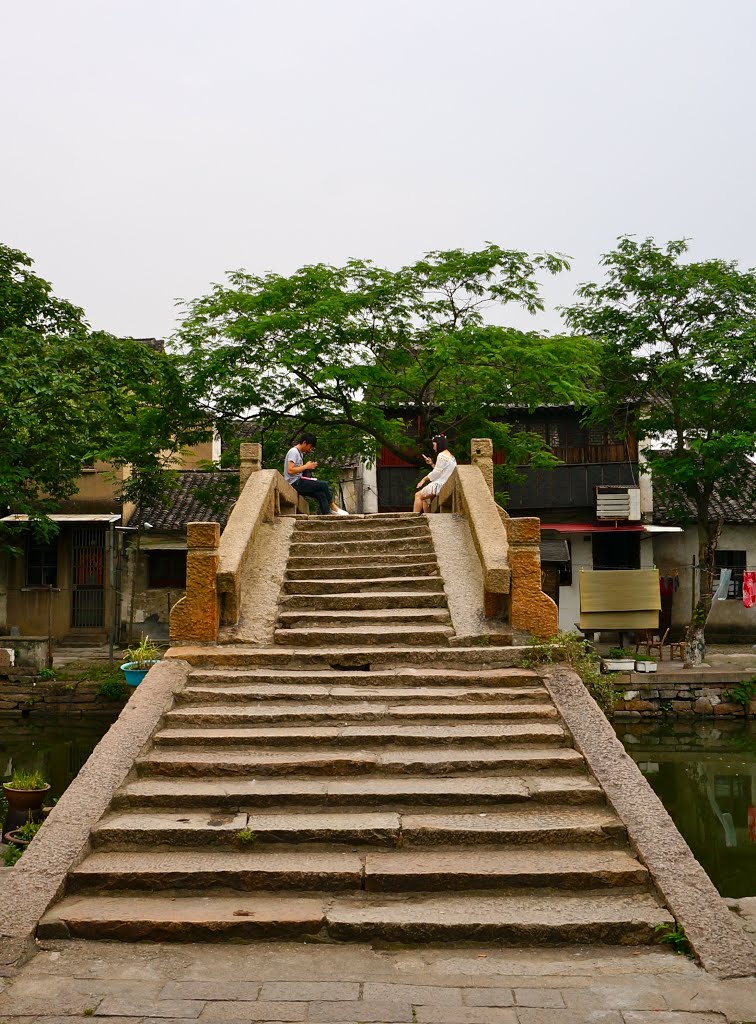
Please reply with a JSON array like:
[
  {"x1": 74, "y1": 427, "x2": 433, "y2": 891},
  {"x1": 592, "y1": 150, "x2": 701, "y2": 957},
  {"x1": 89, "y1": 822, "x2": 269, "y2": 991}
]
[
  {"x1": 239, "y1": 443, "x2": 262, "y2": 494},
  {"x1": 471, "y1": 438, "x2": 494, "y2": 496},
  {"x1": 169, "y1": 522, "x2": 220, "y2": 645},
  {"x1": 505, "y1": 517, "x2": 558, "y2": 639}
]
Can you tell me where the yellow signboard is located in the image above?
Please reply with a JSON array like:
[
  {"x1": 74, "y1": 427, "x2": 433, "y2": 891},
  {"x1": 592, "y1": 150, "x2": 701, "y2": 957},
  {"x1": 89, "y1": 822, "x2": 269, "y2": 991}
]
[{"x1": 579, "y1": 569, "x2": 660, "y2": 629}]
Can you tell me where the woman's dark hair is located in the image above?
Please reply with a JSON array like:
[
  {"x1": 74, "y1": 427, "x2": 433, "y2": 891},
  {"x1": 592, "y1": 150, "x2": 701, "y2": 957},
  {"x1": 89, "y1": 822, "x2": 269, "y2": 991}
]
[
  {"x1": 299, "y1": 432, "x2": 317, "y2": 447},
  {"x1": 432, "y1": 434, "x2": 449, "y2": 453}
]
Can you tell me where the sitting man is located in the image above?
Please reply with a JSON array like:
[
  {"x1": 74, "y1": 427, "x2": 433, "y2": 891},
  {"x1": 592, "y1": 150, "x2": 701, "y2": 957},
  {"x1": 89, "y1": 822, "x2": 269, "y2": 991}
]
[{"x1": 284, "y1": 432, "x2": 348, "y2": 516}]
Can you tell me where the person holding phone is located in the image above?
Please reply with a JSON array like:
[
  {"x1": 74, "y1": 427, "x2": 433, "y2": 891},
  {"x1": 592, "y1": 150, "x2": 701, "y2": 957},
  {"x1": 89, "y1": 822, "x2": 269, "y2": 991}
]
[
  {"x1": 283, "y1": 432, "x2": 348, "y2": 515},
  {"x1": 413, "y1": 434, "x2": 457, "y2": 513}
]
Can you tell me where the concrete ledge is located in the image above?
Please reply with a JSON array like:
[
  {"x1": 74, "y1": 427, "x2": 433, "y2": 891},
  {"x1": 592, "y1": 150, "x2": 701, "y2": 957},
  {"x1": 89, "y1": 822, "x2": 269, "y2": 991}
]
[
  {"x1": 543, "y1": 664, "x2": 756, "y2": 980},
  {"x1": 0, "y1": 658, "x2": 190, "y2": 972}
]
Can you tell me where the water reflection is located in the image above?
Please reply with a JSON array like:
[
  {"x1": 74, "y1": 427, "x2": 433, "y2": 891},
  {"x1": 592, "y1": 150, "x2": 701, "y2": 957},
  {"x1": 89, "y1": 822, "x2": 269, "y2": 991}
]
[
  {"x1": 614, "y1": 718, "x2": 756, "y2": 898},
  {"x1": 0, "y1": 715, "x2": 116, "y2": 801}
]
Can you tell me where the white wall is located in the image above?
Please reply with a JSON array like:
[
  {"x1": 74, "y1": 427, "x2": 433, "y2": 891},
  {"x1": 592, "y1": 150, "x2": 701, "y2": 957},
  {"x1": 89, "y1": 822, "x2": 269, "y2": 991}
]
[
  {"x1": 652, "y1": 525, "x2": 756, "y2": 638},
  {"x1": 360, "y1": 461, "x2": 379, "y2": 514},
  {"x1": 558, "y1": 534, "x2": 593, "y2": 632}
]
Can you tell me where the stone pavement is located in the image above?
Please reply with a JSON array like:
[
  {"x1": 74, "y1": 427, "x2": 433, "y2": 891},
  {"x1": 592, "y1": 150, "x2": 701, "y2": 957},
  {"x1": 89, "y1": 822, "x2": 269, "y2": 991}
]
[{"x1": 0, "y1": 939, "x2": 754, "y2": 1023}]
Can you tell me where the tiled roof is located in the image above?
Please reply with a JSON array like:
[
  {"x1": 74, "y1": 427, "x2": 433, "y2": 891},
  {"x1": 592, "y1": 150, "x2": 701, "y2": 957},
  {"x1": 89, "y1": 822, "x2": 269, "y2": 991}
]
[
  {"x1": 132, "y1": 471, "x2": 239, "y2": 532},
  {"x1": 652, "y1": 460, "x2": 756, "y2": 525}
]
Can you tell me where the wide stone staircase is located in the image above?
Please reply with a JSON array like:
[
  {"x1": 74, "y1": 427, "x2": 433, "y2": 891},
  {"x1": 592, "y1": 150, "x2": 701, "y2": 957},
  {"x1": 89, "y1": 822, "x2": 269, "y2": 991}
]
[{"x1": 39, "y1": 513, "x2": 673, "y2": 943}]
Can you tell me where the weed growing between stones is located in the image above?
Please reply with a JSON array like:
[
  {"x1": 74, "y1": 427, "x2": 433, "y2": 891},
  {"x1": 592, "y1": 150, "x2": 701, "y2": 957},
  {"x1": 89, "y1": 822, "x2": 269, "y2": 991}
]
[
  {"x1": 237, "y1": 829, "x2": 257, "y2": 845},
  {"x1": 520, "y1": 631, "x2": 616, "y2": 717},
  {"x1": 654, "y1": 922, "x2": 692, "y2": 956},
  {"x1": 96, "y1": 675, "x2": 130, "y2": 702},
  {"x1": 724, "y1": 676, "x2": 756, "y2": 710}
]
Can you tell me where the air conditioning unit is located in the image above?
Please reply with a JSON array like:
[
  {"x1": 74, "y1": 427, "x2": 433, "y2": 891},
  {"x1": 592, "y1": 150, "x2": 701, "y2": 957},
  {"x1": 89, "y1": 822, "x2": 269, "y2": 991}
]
[{"x1": 596, "y1": 485, "x2": 641, "y2": 521}]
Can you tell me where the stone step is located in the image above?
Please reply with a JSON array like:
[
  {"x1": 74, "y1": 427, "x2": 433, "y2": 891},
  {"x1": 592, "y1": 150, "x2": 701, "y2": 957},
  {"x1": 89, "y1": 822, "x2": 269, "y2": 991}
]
[
  {"x1": 286, "y1": 552, "x2": 438, "y2": 569},
  {"x1": 289, "y1": 539, "x2": 435, "y2": 557},
  {"x1": 285, "y1": 564, "x2": 441, "y2": 581},
  {"x1": 138, "y1": 744, "x2": 586, "y2": 778},
  {"x1": 38, "y1": 891, "x2": 672, "y2": 944},
  {"x1": 153, "y1": 721, "x2": 566, "y2": 748},
  {"x1": 67, "y1": 847, "x2": 647, "y2": 894},
  {"x1": 277, "y1": 608, "x2": 452, "y2": 629},
  {"x1": 326, "y1": 890, "x2": 673, "y2": 944},
  {"x1": 176, "y1": 685, "x2": 551, "y2": 707},
  {"x1": 185, "y1": 667, "x2": 541, "y2": 688},
  {"x1": 273, "y1": 625, "x2": 455, "y2": 646},
  {"x1": 293, "y1": 526, "x2": 431, "y2": 543},
  {"x1": 170, "y1": 645, "x2": 532, "y2": 669},
  {"x1": 115, "y1": 772, "x2": 603, "y2": 810},
  {"x1": 164, "y1": 702, "x2": 559, "y2": 727},
  {"x1": 295, "y1": 513, "x2": 424, "y2": 528},
  {"x1": 283, "y1": 575, "x2": 446, "y2": 595},
  {"x1": 280, "y1": 591, "x2": 448, "y2": 610},
  {"x1": 91, "y1": 805, "x2": 623, "y2": 849}
]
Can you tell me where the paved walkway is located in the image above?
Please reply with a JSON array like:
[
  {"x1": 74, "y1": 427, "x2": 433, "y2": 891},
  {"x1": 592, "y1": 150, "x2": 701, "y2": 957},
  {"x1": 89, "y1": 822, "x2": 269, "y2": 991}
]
[{"x1": 0, "y1": 939, "x2": 754, "y2": 1023}]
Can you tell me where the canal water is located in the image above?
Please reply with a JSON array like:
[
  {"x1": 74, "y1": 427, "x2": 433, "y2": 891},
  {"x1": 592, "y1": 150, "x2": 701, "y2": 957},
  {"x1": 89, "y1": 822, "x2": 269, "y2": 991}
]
[
  {"x1": 0, "y1": 715, "x2": 117, "y2": 803},
  {"x1": 614, "y1": 718, "x2": 756, "y2": 899}
]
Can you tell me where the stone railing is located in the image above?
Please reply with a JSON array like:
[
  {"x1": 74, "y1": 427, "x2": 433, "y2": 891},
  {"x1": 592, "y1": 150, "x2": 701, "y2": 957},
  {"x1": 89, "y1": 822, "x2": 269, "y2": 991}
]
[
  {"x1": 169, "y1": 444, "x2": 306, "y2": 644},
  {"x1": 432, "y1": 438, "x2": 558, "y2": 639}
]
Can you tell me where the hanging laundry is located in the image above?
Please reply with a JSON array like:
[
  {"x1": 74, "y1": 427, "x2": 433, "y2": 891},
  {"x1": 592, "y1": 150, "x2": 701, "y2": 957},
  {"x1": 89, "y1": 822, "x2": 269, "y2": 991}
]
[
  {"x1": 743, "y1": 571, "x2": 756, "y2": 609},
  {"x1": 712, "y1": 568, "x2": 732, "y2": 605}
]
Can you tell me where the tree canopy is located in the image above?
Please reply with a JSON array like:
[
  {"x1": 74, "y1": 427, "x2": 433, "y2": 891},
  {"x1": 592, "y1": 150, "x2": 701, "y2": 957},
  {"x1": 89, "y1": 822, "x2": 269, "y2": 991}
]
[
  {"x1": 564, "y1": 236, "x2": 756, "y2": 659},
  {"x1": 177, "y1": 246, "x2": 602, "y2": 475},
  {"x1": 0, "y1": 244, "x2": 208, "y2": 539}
]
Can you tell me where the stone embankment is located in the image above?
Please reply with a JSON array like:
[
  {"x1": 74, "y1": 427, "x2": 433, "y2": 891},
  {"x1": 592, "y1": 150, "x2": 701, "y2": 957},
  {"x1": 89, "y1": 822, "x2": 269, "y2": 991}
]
[
  {"x1": 38, "y1": 514, "x2": 678, "y2": 947},
  {"x1": 613, "y1": 679, "x2": 755, "y2": 718}
]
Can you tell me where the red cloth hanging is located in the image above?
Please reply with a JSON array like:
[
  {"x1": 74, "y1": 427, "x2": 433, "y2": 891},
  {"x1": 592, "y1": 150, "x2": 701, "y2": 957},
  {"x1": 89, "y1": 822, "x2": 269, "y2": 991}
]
[{"x1": 743, "y1": 571, "x2": 756, "y2": 608}]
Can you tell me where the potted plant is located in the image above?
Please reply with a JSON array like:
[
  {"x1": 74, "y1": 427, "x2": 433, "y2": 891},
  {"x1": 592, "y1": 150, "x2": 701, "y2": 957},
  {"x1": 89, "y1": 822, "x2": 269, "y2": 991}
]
[
  {"x1": 603, "y1": 647, "x2": 636, "y2": 672},
  {"x1": 2, "y1": 769, "x2": 50, "y2": 835},
  {"x1": 120, "y1": 635, "x2": 162, "y2": 687},
  {"x1": 634, "y1": 654, "x2": 658, "y2": 673},
  {"x1": 4, "y1": 818, "x2": 42, "y2": 849}
]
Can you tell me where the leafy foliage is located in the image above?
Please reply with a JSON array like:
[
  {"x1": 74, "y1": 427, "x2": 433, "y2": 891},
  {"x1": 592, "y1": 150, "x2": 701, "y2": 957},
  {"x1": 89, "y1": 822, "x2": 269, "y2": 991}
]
[
  {"x1": 521, "y1": 631, "x2": 616, "y2": 716},
  {"x1": 0, "y1": 243, "x2": 209, "y2": 551},
  {"x1": 1, "y1": 842, "x2": 23, "y2": 866},
  {"x1": 654, "y1": 922, "x2": 692, "y2": 956},
  {"x1": 123, "y1": 635, "x2": 162, "y2": 670},
  {"x1": 5, "y1": 769, "x2": 47, "y2": 791},
  {"x1": 564, "y1": 237, "x2": 756, "y2": 658},
  {"x1": 723, "y1": 677, "x2": 756, "y2": 707},
  {"x1": 177, "y1": 247, "x2": 602, "y2": 471}
]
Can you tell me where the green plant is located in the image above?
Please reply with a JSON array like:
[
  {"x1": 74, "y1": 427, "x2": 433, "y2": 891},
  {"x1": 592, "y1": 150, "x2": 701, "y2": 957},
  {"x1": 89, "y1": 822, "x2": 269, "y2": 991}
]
[
  {"x1": 607, "y1": 647, "x2": 634, "y2": 659},
  {"x1": 654, "y1": 922, "x2": 691, "y2": 955},
  {"x1": 660, "y1": 701, "x2": 674, "y2": 716},
  {"x1": 82, "y1": 1009, "x2": 95, "y2": 1017},
  {"x1": 634, "y1": 654, "x2": 657, "y2": 663},
  {"x1": 5, "y1": 769, "x2": 47, "y2": 791},
  {"x1": 14, "y1": 819, "x2": 42, "y2": 843},
  {"x1": 38, "y1": 667, "x2": 56, "y2": 680},
  {"x1": 236, "y1": 829, "x2": 256, "y2": 845},
  {"x1": 520, "y1": 631, "x2": 616, "y2": 717},
  {"x1": 123, "y1": 635, "x2": 162, "y2": 670},
  {"x1": 97, "y1": 676, "x2": 129, "y2": 701},
  {"x1": 1, "y1": 843, "x2": 22, "y2": 866},
  {"x1": 723, "y1": 677, "x2": 756, "y2": 707}
]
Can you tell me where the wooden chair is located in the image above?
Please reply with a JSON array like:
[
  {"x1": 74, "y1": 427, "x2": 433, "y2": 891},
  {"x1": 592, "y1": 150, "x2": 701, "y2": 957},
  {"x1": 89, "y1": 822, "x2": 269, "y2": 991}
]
[
  {"x1": 668, "y1": 630, "x2": 687, "y2": 661},
  {"x1": 635, "y1": 628, "x2": 669, "y2": 659}
]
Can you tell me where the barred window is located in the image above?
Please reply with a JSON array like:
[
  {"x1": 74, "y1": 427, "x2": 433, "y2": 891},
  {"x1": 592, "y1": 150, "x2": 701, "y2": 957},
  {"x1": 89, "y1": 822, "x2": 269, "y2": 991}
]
[{"x1": 714, "y1": 550, "x2": 746, "y2": 600}]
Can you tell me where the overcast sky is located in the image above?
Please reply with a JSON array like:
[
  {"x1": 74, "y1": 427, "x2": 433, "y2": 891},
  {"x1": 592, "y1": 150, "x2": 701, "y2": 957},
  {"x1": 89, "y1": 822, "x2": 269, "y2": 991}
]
[{"x1": 2, "y1": 0, "x2": 755, "y2": 340}]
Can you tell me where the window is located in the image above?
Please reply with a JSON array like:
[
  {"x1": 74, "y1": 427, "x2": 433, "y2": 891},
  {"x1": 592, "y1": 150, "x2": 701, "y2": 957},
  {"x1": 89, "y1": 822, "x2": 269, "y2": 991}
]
[
  {"x1": 80, "y1": 458, "x2": 96, "y2": 472},
  {"x1": 26, "y1": 540, "x2": 58, "y2": 587},
  {"x1": 714, "y1": 550, "x2": 746, "y2": 600},
  {"x1": 147, "y1": 550, "x2": 187, "y2": 589}
]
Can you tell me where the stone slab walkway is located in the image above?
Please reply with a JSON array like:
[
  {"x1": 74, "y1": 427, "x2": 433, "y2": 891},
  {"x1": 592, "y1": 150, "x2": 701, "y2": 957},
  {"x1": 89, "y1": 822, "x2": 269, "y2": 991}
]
[{"x1": 0, "y1": 940, "x2": 754, "y2": 1024}]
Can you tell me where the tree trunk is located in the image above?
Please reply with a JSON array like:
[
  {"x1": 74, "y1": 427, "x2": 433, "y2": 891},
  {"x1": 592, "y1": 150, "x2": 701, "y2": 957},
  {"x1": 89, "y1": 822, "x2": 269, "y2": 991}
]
[{"x1": 685, "y1": 519, "x2": 721, "y2": 667}]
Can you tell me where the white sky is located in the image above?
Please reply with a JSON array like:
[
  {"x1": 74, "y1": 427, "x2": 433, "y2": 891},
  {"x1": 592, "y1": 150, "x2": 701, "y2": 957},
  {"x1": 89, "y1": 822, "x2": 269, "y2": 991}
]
[{"x1": 2, "y1": 0, "x2": 755, "y2": 340}]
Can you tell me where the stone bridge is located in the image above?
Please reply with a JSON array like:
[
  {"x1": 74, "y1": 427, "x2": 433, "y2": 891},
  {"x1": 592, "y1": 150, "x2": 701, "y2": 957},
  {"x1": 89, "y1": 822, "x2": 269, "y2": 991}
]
[{"x1": 1, "y1": 442, "x2": 754, "y2": 981}]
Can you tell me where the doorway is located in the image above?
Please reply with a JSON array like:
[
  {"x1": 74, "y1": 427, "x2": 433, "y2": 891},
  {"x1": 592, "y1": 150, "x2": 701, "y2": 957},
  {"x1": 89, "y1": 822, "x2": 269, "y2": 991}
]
[
  {"x1": 591, "y1": 532, "x2": 641, "y2": 571},
  {"x1": 71, "y1": 526, "x2": 105, "y2": 629}
]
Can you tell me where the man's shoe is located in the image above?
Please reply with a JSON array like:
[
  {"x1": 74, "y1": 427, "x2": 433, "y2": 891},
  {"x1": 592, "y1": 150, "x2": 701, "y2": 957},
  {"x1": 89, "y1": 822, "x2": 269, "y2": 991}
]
[{"x1": 332, "y1": 506, "x2": 349, "y2": 516}]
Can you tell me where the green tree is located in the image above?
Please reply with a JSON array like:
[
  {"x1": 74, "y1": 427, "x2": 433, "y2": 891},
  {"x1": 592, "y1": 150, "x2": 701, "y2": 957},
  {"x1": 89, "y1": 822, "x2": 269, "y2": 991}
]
[
  {"x1": 564, "y1": 237, "x2": 756, "y2": 664},
  {"x1": 177, "y1": 246, "x2": 602, "y2": 476},
  {"x1": 0, "y1": 244, "x2": 208, "y2": 548}
]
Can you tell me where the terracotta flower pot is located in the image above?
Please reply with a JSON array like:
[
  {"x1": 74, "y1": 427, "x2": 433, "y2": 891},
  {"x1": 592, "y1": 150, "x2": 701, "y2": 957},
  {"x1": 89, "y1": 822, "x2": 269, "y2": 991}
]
[{"x1": 2, "y1": 783, "x2": 51, "y2": 835}]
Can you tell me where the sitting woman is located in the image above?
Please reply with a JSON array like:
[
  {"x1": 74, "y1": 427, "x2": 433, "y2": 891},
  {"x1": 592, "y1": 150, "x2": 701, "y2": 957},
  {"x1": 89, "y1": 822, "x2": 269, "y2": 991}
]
[{"x1": 413, "y1": 435, "x2": 457, "y2": 513}]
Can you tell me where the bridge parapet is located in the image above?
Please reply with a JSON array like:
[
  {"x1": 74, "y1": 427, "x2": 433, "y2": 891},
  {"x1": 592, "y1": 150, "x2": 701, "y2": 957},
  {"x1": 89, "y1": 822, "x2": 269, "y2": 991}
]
[
  {"x1": 170, "y1": 445, "x2": 306, "y2": 644},
  {"x1": 431, "y1": 439, "x2": 558, "y2": 638}
]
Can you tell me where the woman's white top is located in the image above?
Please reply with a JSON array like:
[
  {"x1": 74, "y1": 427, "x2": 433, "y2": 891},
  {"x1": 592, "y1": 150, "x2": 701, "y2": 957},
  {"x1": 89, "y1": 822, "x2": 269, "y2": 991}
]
[{"x1": 426, "y1": 450, "x2": 457, "y2": 494}]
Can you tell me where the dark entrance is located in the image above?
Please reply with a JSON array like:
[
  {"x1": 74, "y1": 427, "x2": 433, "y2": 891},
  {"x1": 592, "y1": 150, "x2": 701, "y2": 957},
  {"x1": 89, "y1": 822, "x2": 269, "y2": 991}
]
[
  {"x1": 377, "y1": 467, "x2": 417, "y2": 511},
  {"x1": 592, "y1": 531, "x2": 641, "y2": 570},
  {"x1": 71, "y1": 526, "x2": 105, "y2": 629}
]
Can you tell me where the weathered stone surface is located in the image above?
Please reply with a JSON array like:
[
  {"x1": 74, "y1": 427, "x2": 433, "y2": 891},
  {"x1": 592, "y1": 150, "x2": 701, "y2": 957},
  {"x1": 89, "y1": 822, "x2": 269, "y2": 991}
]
[
  {"x1": 400, "y1": 807, "x2": 625, "y2": 845},
  {"x1": 713, "y1": 701, "x2": 743, "y2": 715},
  {"x1": 624, "y1": 700, "x2": 656, "y2": 712}
]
